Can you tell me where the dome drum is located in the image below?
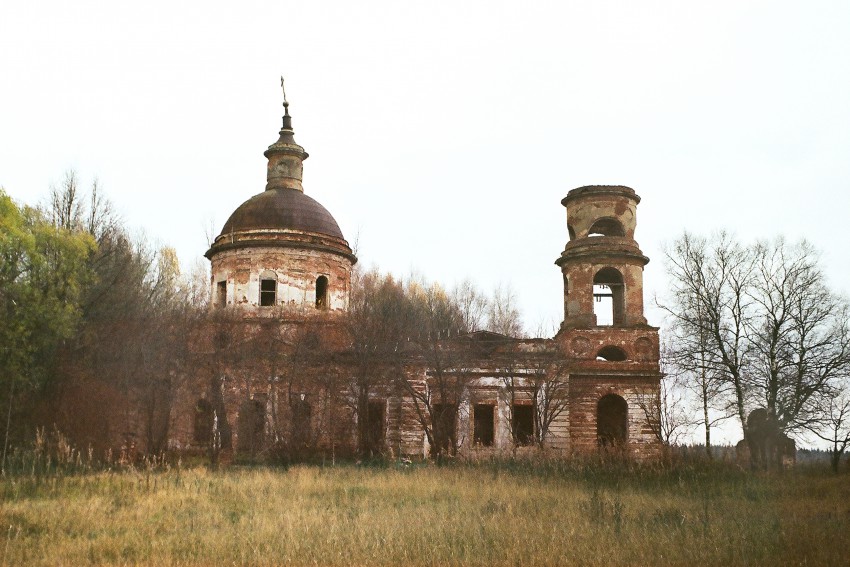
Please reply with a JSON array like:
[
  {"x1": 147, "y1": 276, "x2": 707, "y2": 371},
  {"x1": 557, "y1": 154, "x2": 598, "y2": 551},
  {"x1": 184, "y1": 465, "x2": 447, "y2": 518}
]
[{"x1": 210, "y1": 245, "x2": 352, "y2": 312}]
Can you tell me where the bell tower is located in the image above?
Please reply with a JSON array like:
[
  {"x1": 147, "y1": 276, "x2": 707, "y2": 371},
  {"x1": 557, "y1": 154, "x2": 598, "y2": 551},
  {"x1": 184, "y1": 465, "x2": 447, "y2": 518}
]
[
  {"x1": 555, "y1": 185, "x2": 661, "y2": 456},
  {"x1": 556, "y1": 185, "x2": 649, "y2": 328}
]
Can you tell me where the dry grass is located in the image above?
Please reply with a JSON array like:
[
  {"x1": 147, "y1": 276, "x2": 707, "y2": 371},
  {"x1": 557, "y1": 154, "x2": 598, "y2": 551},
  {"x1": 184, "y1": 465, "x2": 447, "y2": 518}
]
[{"x1": 0, "y1": 459, "x2": 847, "y2": 566}]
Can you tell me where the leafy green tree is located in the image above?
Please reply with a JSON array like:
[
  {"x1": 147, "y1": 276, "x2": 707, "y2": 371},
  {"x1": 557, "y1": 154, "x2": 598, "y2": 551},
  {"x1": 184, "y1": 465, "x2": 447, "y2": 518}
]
[{"x1": 0, "y1": 189, "x2": 95, "y2": 470}]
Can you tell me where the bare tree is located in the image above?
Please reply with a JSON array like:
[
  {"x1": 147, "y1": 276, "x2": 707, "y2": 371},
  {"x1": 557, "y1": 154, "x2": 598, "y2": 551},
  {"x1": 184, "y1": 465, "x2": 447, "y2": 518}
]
[
  {"x1": 660, "y1": 232, "x2": 757, "y2": 441},
  {"x1": 266, "y1": 316, "x2": 345, "y2": 463},
  {"x1": 452, "y1": 279, "x2": 488, "y2": 333},
  {"x1": 528, "y1": 345, "x2": 571, "y2": 450},
  {"x1": 661, "y1": 232, "x2": 850, "y2": 468},
  {"x1": 488, "y1": 336, "x2": 574, "y2": 453},
  {"x1": 198, "y1": 308, "x2": 251, "y2": 463},
  {"x1": 184, "y1": 258, "x2": 211, "y2": 309},
  {"x1": 494, "y1": 338, "x2": 525, "y2": 454},
  {"x1": 635, "y1": 375, "x2": 693, "y2": 447},
  {"x1": 397, "y1": 281, "x2": 469, "y2": 460},
  {"x1": 748, "y1": 239, "x2": 850, "y2": 433},
  {"x1": 487, "y1": 282, "x2": 524, "y2": 338},
  {"x1": 806, "y1": 386, "x2": 850, "y2": 473},
  {"x1": 345, "y1": 268, "x2": 415, "y2": 457},
  {"x1": 662, "y1": 337, "x2": 735, "y2": 457},
  {"x1": 48, "y1": 170, "x2": 84, "y2": 231}
]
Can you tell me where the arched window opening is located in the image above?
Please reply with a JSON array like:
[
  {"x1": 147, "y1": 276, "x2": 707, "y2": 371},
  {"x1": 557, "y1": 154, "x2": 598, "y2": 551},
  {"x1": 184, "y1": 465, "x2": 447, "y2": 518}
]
[
  {"x1": 597, "y1": 394, "x2": 628, "y2": 448},
  {"x1": 237, "y1": 398, "x2": 265, "y2": 458},
  {"x1": 193, "y1": 399, "x2": 214, "y2": 445},
  {"x1": 596, "y1": 346, "x2": 627, "y2": 362},
  {"x1": 567, "y1": 224, "x2": 576, "y2": 241},
  {"x1": 587, "y1": 217, "x2": 626, "y2": 237},
  {"x1": 290, "y1": 394, "x2": 312, "y2": 452},
  {"x1": 259, "y1": 271, "x2": 277, "y2": 307},
  {"x1": 315, "y1": 275, "x2": 329, "y2": 310},
  {"x1": 363, "y1": 400, "x2": 385, "y2": 456},
  {"x1": 593, "y1": 268, "x2": 625, "y2": 326}
]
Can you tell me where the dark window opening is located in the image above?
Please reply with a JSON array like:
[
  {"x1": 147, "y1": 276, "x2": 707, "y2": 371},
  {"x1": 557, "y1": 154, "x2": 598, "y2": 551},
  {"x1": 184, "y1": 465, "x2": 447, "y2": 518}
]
[
  {"x1": 593, "y1": 268, "x2": 625, "y2": 326},
  {"x1": 364, "y1": 400, "x2": 385, "y2": 455},
  {"x1": 567, "y1": 224, "x2": 576, "y2": 241},
  {"x1": 587, "y1": 217, "x2": 626, "y2": 237},
  {"x1": 597, "y1": 394, "x2": 628, "y2": 448},
  {"x1": 432, "y1": 403, "x2": 457, "y2": 454},
  {"x1": 473, "y1": 404, "x2": 495, "y2": 447},
  {"x1": 596, "y1": 346, "x2": 628, "y2": 361},
  {"x1": 315, "y1": 275, "x2": 329, "y2": 309},
  {"x1": 512, "y1": 404, "x2": 534, "y2": 446},
  {"x1": 260, "y1": 278, "x2": 276, "y2": 306},
  {"x1": 193, "y1": 399, "x2": 214, "y2": 445},
  {"x1": 216, "y1": 281, "x2": 227, "y2": 308}
]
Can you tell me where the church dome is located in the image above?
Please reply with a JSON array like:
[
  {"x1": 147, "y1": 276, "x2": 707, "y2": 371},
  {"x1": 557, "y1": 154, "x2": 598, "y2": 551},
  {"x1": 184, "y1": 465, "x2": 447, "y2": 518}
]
[{"x1": 219, "y1": 187, "x2": 344, "y2": 240}]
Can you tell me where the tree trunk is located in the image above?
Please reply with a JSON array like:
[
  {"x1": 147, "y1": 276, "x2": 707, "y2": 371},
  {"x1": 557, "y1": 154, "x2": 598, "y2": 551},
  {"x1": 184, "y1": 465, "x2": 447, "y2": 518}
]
[
  {"x1": 703, "y1": 394, "x2": 712, "y2": 459},
  {"x1": 2, "y1": 381, "x2": 14, "y2": 475}
]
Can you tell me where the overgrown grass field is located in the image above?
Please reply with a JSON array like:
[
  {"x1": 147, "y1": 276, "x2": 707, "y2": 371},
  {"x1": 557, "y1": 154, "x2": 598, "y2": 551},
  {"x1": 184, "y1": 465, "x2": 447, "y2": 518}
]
[{"x1": 0, "y1": 458, "x2": 847, "y2": 566}]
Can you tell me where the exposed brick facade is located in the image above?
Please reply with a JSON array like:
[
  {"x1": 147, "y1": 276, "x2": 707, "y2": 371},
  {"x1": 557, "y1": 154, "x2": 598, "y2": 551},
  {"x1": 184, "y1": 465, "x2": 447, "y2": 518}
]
[{"x1": 62, "y1": 98, "x2": 662, "y2": 461}]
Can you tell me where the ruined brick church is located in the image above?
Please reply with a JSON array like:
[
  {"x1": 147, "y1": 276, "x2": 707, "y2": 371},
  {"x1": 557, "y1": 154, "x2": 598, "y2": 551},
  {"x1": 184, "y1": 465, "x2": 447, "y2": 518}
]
[{"x1": 164, "y1": 91, "x2": 662, "y2": 461}]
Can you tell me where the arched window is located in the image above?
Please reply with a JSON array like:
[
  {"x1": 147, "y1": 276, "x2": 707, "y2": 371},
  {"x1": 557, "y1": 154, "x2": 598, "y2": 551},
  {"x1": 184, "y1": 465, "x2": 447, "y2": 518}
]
[
  {"x1": 587, "y1": 217, "x2": 626, "y2": 237},
  {"x1": 259, "y1": 271, "x2": 277, "y2": 307},
  {"x1": 193, "y1": 399, "x2": 214, "y2": 445},
  {"x1": 596, "y1": 346, "x2": 627, "y2": 361},
  {"x1": 291, "y1": 395, "x2": 312, "y2": 451},
  {"x1": 364, "y1": 400, "x2": 386, "y2": 456},
  {"x1": 315, "y1": 275, "x2": 329, "y2": 309},
  {"x1": 597, "y1": 394, "x2": 628, "y2": 448},
  {"x1": 593, "y1": 267, "x2": 625, "y2": 326},
  {"x1": 567, "y1": 224, "x2": 576, "y2": 241},
  {"x1": 237, "y1": 398, "x2": 265, "y2": 458}
]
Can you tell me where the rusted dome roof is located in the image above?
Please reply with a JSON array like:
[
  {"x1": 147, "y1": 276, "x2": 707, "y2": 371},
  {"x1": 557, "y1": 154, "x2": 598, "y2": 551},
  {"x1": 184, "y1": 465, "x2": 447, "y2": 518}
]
[{"x1": 219, "y1": 188, "x2": 345, "y2": 240}]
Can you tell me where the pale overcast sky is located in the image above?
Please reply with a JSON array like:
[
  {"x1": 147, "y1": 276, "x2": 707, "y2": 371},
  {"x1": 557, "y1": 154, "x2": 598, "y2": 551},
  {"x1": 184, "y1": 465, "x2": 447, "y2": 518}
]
[{"x1": 2, "y1": 1, "x2": 849, "y2": 335}]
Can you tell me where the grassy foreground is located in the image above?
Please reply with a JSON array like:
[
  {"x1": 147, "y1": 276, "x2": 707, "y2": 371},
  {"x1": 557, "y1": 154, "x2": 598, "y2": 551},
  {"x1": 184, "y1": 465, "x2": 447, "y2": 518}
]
[{"x1": 0, "y1": 460, "x2": 847, "y2": 566}]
